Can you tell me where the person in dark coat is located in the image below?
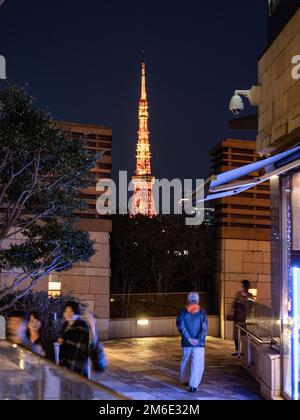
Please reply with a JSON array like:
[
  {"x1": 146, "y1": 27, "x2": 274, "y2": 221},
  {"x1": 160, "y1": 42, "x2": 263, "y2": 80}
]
[
  {"x1": 176, "y1": 292, "x2": 208, "y2": 393},
  {"x1": 58, "y1": 301, "x2": 90, "y2": 377},
  {"x1": 231, "y1": 280, "x2": 254, "y2": 356}
]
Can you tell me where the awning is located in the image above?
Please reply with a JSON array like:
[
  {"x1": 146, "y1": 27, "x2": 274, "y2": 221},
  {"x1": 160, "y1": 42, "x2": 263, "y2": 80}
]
[{"x1": 198, "y1": 145, "x2": 300, "y2": 203}]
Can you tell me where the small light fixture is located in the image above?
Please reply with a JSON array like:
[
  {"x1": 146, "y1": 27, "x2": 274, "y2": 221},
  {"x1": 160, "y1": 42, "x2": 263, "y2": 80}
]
[
  {"x1": 249, "y1": 289, "x2": 258, "y2": 300},
  {"x1": 137, "y1": 319, "x2": 149, "y2": 326},
  {"x1": 48, "y1": 274, "x2": 62, "y2": 298}
]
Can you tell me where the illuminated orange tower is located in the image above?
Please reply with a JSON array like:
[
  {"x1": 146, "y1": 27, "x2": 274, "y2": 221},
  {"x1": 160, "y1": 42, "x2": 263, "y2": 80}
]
[{"x1": 131, "y1": 57, "x2": 157, "y2": 217}]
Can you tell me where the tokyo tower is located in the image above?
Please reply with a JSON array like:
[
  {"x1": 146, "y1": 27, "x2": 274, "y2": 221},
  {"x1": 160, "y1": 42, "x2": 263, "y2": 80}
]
[{"x1": 131, "y1": 57, "x2": 157, "y2": 217}]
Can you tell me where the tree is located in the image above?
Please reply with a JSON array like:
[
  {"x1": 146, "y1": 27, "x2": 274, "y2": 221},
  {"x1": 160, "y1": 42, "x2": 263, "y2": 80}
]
[
  {"x1": 0, "y1": 84, "x2": 96, "y2": 311},
  {"x1": 111, "y1": 214, "x2": 215, "y2": 295}
]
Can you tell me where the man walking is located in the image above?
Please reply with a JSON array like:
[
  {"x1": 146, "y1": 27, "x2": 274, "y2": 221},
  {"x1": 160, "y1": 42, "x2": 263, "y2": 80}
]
[{"x1": 176, "y1": 292, "x2": 208, "y2": 393}]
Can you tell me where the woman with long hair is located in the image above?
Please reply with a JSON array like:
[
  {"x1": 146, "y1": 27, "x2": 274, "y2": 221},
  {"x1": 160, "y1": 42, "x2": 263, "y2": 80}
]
[{"x1": 27, "y1": 311, "x2": 46, "y2": 357}]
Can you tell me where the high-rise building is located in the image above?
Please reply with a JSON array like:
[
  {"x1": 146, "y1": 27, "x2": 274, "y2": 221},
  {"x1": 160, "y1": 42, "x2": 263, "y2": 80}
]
[
  {"x1": 43, "y1": 121, "x2": 112, "y2": 339},
  {"x1": 210, "y1": 138, "x2": 271, "y2": 239},
  {"x1": 56, "y1": 121, "x2": 112, "y2": 220},
  {"x1": 131, "y1": 59, "x2": 156, "y2": 217}
]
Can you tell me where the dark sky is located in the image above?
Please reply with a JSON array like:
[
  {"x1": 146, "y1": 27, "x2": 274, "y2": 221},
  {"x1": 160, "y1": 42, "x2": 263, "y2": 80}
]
[{"x1": 0, "y1": 0, "x2": 267, "y2": 181}]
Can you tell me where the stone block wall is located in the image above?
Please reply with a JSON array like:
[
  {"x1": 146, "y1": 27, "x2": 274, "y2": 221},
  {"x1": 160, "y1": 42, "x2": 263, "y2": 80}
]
[
  {"x1": 217, "y1": 238, "x2": 271, "y2": 339},
  {"x1": 257, "y1": 7, "x2": 300, "y2": 154}
]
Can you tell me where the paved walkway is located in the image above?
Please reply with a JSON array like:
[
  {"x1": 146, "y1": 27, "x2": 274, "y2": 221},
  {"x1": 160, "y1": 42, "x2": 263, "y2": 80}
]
[{"x1": 93, "y1": 337, "x2": 262, "y2": 400}]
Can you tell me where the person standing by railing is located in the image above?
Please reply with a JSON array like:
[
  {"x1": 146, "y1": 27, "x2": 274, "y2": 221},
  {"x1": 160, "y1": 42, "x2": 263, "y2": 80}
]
[{"x1": 229, "y1": 279, "x2": 254, "y2": 357}]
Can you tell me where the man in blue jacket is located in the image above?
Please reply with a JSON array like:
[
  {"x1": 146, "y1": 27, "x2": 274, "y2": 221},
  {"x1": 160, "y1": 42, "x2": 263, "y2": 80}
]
[{"x1": 176, "y1": 292, "x2": 208, "y2": 393}]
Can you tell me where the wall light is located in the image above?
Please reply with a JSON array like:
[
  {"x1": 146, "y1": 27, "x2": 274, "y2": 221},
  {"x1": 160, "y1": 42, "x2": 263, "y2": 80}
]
[
  {"x1": 48, "y1": 281, "x2": 61, "y2": 298},
  {"x1": 137, "y1": 319, "x2": 149, "y2": 326},
  {"x1": 249, "y1": 289, "x2": 258, "y2": 300}
]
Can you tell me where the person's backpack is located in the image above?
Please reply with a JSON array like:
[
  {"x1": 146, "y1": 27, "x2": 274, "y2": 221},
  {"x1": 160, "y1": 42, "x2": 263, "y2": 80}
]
[{"x1": 89, "y1": 341, "x2": 108, "y2": 373}]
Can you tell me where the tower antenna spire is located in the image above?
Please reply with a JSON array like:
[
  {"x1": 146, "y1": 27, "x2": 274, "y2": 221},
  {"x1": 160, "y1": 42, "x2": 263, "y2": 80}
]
[{"x1": 130, "y1": 55, "x2": 156, "y2": 217}]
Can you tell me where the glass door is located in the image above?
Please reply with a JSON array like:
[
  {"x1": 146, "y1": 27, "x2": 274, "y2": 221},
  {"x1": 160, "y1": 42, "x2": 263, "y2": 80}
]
[{"x1": 282, "y1": 173, "x2": 300, "y2": 400}]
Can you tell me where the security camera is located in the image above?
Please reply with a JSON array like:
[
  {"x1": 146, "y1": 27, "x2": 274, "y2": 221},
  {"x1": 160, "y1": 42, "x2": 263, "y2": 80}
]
[
  {"x1": 229, "y1": 94, "x2": 244, "y2": 115},
  {"x1": 229, "y1": 90, "x2": 252, "y2": 115}
]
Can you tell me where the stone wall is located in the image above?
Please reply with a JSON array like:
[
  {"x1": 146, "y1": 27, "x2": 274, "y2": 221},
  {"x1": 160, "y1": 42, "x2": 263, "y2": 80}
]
[
  {"x1": 108, "y1": 316, "x2": 220, "y2": 340},
  {"x1": 217, "y1": 238, "x2": 271, "y2": 339},
  {"x1": 0, "y1": 229, "x2": 111, "y2": 339},
  {"x1": 257, "y1": 7, "x2": 300, "y2": 154}
]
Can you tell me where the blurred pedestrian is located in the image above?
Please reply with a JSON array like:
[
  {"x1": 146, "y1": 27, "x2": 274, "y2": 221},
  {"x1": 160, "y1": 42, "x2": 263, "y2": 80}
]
[
  {"x1": 86, "y1": 311, "x2": 108, "y2": 377},
  {"x1": 58, "y1": 301, "x2": 90, "y2": 377},
  {"x1": 230, "y1": 279, "x2": 254, "y2": 356},
  {"x1": 176, "y1": 292, "x2": 208, "y2": 393},
  {"x1": 7, "y1": 311, "x2": 31, "y2": 347}
]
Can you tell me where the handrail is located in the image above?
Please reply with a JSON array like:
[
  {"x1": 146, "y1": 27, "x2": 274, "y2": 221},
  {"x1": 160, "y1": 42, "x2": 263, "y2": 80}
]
[
  {"x1": 236, "y1": 323, "x2": 278, "y2": 369},
  {"x1": 0, "y1": 340, "x2": 127, "y2": 400},
  {"x1": 237, "y1": 323, "x2": 273, "y2": 345}
]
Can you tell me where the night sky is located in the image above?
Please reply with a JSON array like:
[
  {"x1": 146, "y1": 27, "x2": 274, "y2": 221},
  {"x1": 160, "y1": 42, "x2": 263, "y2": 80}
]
[{"x1": 0, "y1": 0, "x2": 267, "y2": 182}]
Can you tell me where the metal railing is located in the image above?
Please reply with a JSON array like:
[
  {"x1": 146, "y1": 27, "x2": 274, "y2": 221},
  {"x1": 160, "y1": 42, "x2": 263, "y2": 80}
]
[
  {"x1": 110, "y1": 292, "x2": 217, "y2": 319},
  {"x1": 236, "y1": 323, "x2": 276, "y2": 369},
  {"x1": 0, "y1": 340, "x2": 123, "y2": 400}
]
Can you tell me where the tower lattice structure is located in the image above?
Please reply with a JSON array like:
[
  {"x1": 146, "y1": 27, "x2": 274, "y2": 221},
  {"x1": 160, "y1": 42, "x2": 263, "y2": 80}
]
[{"x1": 131, "y1": 59, "x2": 157, "y2": 217}]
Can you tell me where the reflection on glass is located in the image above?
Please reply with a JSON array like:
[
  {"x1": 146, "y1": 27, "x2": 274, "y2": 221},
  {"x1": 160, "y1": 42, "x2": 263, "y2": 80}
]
[
  {"x1": 292, "y1": 174, "x2": 300, "y2": 251},
  {"x1": 282, "y1": 176, "x2": 292, "y2": 399},
  {"x1": 292, "y1": 267, "x2": 300, "y2": 400},
  {"x1": 0, "y1": 341, "x2": 119, "y2": 400},
  {"x1": 282, "y1": 174, "x2": 300, "y2": 400}
]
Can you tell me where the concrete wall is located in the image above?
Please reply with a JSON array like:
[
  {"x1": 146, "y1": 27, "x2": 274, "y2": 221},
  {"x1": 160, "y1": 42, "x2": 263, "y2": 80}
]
[
  {"x1": 107, "y1": 316, "x2": 220, "y2": 340},
  {"x1": 36, "y1": 231, "x2": 111, "y2": 339},
  {"x1": 217, "y1": 238, "x2": 271, "y2": 340},
  {"x1": 241, "y1": 337, "x2": 282, "y2": 400},
  {"x1": 0, "y1": 229, "x2": 111, "y2": 340},
  {"x1": 257, "y1": 7, "x2": 300, "y2": 154}
]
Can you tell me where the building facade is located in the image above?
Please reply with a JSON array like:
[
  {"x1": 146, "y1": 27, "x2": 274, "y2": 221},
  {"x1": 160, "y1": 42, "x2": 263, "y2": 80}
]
[
  {"x1": 256, "y1": 2, "x2": 300, "y2": 400},
  {"x1": 40, "y1": 121, "x2": 112, "y2": 339},
  {"x1": 210, "y1": 139, "x2": 271, "y2": 339},
  {"x1": 221, "y1": 0, "x2": 300, "y2": 400}
]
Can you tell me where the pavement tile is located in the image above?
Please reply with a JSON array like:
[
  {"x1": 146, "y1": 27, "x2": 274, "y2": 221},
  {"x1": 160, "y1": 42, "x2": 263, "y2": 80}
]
[{"x1": 93, "y1": 337, "x2": 262, "y2": 401}]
